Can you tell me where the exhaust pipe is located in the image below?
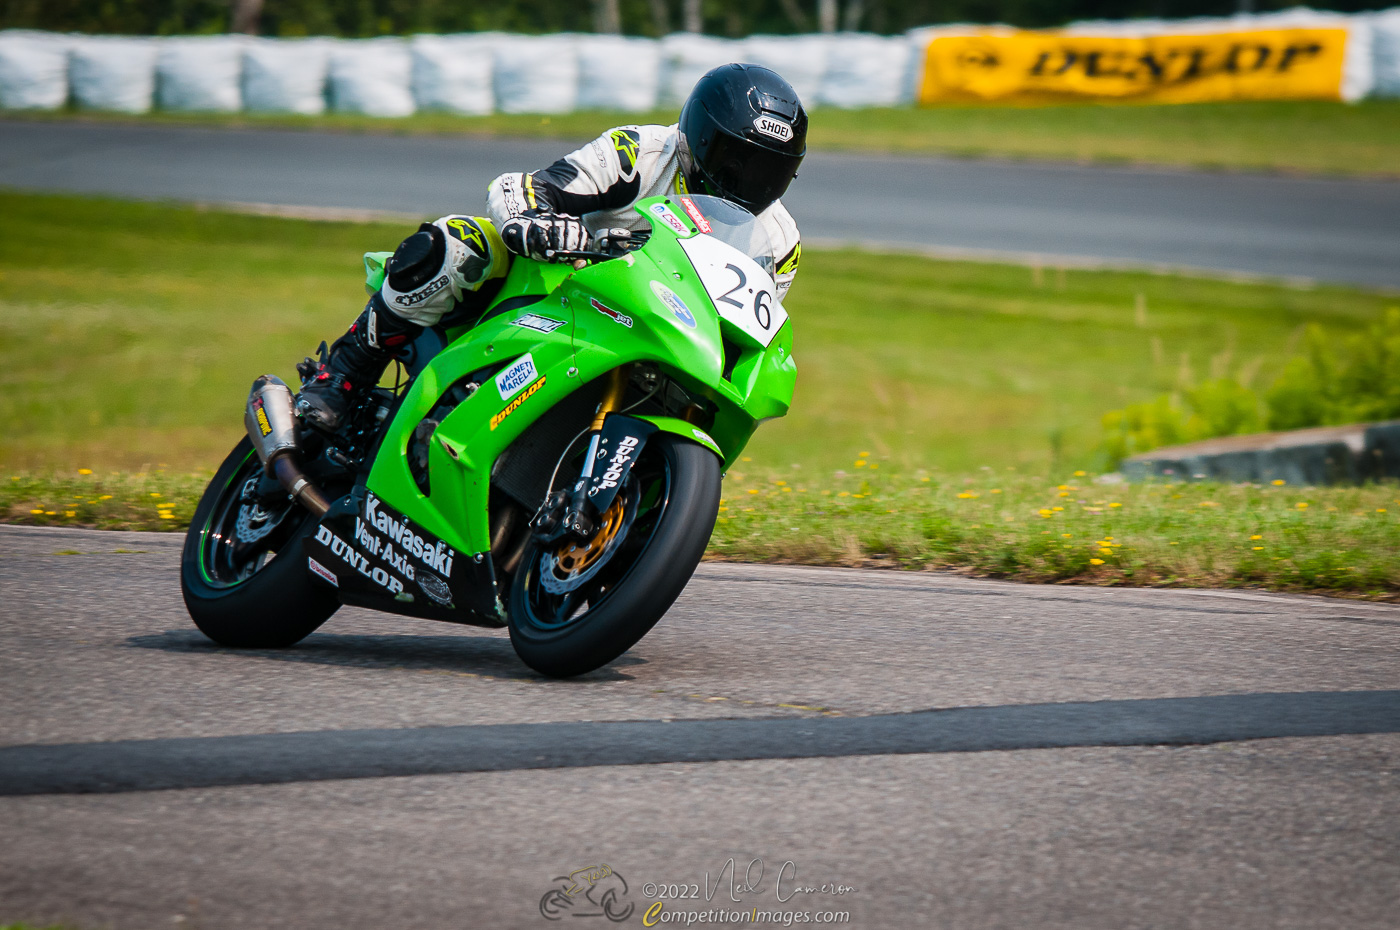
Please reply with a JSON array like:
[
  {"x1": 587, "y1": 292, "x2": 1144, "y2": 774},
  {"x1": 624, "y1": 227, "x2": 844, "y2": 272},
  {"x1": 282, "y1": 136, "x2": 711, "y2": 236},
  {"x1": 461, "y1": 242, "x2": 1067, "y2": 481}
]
[{"x1": 245, "y1": 375, "x2": 331, "y2": 518}]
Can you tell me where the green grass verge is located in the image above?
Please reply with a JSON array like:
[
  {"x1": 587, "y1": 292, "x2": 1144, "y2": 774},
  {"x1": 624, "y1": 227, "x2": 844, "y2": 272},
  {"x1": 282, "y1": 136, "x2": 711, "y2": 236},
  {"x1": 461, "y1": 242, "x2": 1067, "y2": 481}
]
[
  {"x1": 4, "y1": 190, "x2": 1399, "y2": 596},
  {"x1": 710, "y1": 467, "x2": 1400, "y2": 597},
  {"x1": 8, "y1": 467, "x2": 1400, "y2": 598},
  {"x1": 9, "y1": 99, "x2": 1400, "y2": 176}
]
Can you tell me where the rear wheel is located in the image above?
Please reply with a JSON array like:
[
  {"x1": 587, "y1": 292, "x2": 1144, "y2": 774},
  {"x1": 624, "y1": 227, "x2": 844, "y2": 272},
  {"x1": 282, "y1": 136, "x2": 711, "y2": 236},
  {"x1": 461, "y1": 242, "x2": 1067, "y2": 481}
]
[
  {"x1": 508, "y1": 434, "x2": 721, "y2": 678},
  {"x1": 181, "y1": 437, "x2": 339, "y2": 648}
]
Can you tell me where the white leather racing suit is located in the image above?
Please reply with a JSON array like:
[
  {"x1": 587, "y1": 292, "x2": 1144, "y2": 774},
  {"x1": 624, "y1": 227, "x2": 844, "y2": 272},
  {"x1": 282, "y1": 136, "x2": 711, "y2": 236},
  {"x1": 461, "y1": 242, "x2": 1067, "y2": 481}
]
[{"x1": 487, "y1": 123, "x2": 803, "y2": 300}]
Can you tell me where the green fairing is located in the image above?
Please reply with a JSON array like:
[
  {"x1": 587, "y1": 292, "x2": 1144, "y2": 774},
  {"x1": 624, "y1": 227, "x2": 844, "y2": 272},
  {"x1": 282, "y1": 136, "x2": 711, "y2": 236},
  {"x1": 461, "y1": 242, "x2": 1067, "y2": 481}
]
[
  {"x1": 363, "y1": 251, "x2": 391, "y2": 295},
  {"x1": 363, "y1": 196, "x2": 797, "y2": 559}
]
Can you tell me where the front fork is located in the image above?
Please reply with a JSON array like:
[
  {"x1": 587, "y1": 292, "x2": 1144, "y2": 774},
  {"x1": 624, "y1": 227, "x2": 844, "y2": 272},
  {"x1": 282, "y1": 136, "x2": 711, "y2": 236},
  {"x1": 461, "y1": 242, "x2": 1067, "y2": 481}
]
[{"x1": 533, "y1": 365, "x2": 632, "y2": 543}]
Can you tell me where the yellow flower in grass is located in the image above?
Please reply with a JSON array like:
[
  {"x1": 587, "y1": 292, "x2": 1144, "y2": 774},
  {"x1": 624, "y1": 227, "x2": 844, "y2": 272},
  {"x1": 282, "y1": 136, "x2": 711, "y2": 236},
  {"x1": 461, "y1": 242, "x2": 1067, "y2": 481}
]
[
  {"x1": 1109, "y1": 502, "x2": 1122, "y2": 508},
  {"x1": 1250, "y1": 534, "x2": 1262, "y2": 540},
  {"x1": 78, "y1": 468, "x2": 92, "y2": 476},
  {"x1": 1272, "y1": 479, "x2": 1286, "y2": 486},
  {"x1": 858, "y1": 451, "x2": 869, "y2": 457},
  {"x1": 1252, "y1": 546, "x2": 1264, "y2": 550},
  {"x1": 1098, "y1": 547, "x2": 1113, "y2": 556},
  {"x1": 149, "y1": 492, "x2": 161, "y2": 498},
  {"x1": 854, "y1": 460, "x2": 866, "y2": 468},
  {"x1": 99, "y1": 495, "x2": 113, "y2": 501},
  {"x1": 1090, "y1": 558, "x2": 1105, "y2": 565},
  {"x1": 747, "y1": 489, "x2": 758, "y2": 495},
  {"x1": 1038, "y1": 508, "x2": 1053, "y2": 518},
  {"x1": 29, "y1": 509, "x2": 42, "y2": 514},
  {"x1": 1074, "y1": 470, "x2": 1087, "y2": 477},
  {"x1": 838, "y1": 491, "x2": 850, "y2": 498},
  {"x1": 1052, "y1": 506, "x2": 1064, "y2": 512},
  {"x1": 64, "y1": 511, "x2": 76, "y2": 517},
  {"x1": 1296, "y1": 502, "x2": 1309, "y2": 510}
]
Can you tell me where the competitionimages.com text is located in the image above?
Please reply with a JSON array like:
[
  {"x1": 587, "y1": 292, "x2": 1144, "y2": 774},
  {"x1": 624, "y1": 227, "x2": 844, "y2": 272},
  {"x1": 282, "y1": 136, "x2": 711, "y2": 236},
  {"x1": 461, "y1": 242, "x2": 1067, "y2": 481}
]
[{"x1": 642, "y1": 904, "x2": 851, "y2": 926}]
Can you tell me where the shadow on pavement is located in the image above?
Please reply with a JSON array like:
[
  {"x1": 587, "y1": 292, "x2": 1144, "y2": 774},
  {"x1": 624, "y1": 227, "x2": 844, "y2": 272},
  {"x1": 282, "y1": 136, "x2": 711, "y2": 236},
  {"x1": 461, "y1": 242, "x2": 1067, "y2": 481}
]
[{"x1": 125, "y1": 629, "x2": 643, "y2": 682}]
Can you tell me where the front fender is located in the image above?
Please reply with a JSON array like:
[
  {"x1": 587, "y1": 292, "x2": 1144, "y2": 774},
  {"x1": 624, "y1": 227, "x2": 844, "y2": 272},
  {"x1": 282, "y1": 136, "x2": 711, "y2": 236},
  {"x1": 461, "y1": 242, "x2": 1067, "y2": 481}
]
[{"x1": 633, "y1": 415, "x2": 723, "y2": 460}]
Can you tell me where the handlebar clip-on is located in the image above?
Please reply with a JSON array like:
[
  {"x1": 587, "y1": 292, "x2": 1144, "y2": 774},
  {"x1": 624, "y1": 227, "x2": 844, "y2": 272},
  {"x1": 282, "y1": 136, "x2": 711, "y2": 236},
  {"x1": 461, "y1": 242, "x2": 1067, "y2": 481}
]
[{"x1": 545, "y1": 227, "x2": 647, "y2": 267}]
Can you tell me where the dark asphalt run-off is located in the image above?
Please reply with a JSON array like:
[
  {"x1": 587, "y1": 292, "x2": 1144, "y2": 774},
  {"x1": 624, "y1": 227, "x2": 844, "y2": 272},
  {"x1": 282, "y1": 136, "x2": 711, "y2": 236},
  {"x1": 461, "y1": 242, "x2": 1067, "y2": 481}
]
[
  {"x1": 4, "y1": 690, "x2": 1399, "y2": 796},
  {"x1": 3, "y1": 119, "x2": 1399, "y2": 287}
]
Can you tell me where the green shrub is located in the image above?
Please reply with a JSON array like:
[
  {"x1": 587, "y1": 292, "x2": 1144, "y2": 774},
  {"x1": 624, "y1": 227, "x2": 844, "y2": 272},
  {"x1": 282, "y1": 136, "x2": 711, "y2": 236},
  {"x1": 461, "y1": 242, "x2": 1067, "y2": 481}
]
[
  {"x1": 1100, "y1": 308, "x2": 1400, "y2": 465},
  {"x1": 1266, "y1": 309, "x2": 1400, "y2": 430},
  {"x1": 1099, "y1": 377, "x2": 1263, "y2": 468}
]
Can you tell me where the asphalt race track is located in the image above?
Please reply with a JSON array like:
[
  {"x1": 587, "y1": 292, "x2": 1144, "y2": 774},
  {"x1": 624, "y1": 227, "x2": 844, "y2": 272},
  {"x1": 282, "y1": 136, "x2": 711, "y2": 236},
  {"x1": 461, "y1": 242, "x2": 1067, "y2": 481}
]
[
  {"x1": 3, "y1": 120, "x2": 1400, "y2": 288},
  {"x1": 2, "y1": 524, "x2": 1398, "y2": 929}
]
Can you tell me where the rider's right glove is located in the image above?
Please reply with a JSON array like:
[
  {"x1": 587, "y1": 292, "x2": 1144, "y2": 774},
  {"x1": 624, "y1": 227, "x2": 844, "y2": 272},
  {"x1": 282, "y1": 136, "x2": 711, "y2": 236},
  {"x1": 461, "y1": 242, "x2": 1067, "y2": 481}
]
[{"x1": 500, "y1": 212, "x2": 590, "y2": 262}]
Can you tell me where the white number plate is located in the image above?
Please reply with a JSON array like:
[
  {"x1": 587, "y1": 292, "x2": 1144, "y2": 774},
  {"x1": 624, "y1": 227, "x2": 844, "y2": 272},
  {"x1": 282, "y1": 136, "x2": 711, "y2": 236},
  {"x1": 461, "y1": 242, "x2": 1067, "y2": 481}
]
[{"x1": 678, "y1": 234, "x2": 788, "y2": 348}]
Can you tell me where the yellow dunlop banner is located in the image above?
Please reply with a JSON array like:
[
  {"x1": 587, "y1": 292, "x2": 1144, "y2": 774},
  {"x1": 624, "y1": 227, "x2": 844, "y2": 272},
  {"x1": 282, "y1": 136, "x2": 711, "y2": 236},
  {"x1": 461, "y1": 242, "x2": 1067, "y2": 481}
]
[{"x1": 918, "y1": 27, "x2": 1350, "y2": 105}]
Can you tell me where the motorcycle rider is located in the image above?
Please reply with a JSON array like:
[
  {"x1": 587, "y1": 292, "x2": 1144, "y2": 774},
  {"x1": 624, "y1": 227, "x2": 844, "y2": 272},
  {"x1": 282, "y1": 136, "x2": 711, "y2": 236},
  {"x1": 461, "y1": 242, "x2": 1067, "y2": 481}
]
[{"x1": 296, "y1": 63, "x2": 807, "y2": 432}]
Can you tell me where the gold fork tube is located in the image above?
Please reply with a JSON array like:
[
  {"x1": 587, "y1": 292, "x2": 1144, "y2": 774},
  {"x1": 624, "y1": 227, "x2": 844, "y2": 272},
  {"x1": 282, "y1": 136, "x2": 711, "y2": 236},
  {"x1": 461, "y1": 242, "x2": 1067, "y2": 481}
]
[{"x1": 591, "y1": 365, "x2": 631, "y2": 431}]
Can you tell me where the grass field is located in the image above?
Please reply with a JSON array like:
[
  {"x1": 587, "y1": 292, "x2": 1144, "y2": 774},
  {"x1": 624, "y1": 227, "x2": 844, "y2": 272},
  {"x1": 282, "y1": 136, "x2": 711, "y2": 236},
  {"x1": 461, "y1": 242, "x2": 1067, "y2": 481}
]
[
  {"x1": 2, "y1": 190, "x2": 1393, "y2": 474},
  {"x1": 4, "y1": 190, "x2": 1398, "y2": 595},
  {"x1": 10, "y1": 99, "x2": 1400, "y2": 176}
]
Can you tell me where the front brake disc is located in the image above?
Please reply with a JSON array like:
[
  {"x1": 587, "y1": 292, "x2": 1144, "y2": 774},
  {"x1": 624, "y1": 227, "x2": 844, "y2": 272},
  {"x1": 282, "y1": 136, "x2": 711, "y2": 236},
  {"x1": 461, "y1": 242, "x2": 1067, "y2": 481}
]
[{"x1": 538, "y1": 484, "x2": 638, "y2": 595}]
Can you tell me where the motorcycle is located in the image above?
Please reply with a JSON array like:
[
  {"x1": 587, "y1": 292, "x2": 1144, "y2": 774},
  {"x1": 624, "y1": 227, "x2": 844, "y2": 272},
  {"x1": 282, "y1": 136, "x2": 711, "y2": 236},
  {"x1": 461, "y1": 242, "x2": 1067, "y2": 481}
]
[{"x1": 180, "y1": 194, "x2": 796, "y2": 677}]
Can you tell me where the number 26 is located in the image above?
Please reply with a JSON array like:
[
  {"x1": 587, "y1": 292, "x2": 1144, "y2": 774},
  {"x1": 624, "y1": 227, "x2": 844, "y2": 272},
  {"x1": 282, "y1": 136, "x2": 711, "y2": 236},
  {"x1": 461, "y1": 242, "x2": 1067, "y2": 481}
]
[{"x1": 719, "y1": 263, "x2": 773, "y2": 331}]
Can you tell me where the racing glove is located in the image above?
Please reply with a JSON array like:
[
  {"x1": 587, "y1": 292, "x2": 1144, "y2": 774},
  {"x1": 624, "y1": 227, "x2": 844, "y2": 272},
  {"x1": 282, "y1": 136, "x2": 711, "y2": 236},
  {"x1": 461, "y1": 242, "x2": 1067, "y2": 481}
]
[{"x1": 500, "y1": 212, "x2": 590, "y2": 262}]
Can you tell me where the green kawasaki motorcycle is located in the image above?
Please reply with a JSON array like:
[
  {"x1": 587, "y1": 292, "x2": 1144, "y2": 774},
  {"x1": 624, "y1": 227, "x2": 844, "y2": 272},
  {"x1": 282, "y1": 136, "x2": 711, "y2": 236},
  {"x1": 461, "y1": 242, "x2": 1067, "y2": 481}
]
[{"x1": 180, "y1": 195, "x2": 796, "y2": 677}]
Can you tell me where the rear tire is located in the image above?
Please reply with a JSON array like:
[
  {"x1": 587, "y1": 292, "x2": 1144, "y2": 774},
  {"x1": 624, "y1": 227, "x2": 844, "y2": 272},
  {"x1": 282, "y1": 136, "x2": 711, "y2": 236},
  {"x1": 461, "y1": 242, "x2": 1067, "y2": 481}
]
[
  {"x1": 508, "y1": 435, "x2": 721, "y2": 678},
  {"x1": 181, "y1": 437, "x2": 339, "y2": 648}
]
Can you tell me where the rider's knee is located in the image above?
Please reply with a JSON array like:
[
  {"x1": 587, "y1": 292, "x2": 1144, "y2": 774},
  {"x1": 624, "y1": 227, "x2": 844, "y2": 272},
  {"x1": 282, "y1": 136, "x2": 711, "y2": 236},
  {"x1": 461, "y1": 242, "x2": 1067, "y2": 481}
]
[{"x1": 379, "y1": 216, "x2": 509, "y2": 327}]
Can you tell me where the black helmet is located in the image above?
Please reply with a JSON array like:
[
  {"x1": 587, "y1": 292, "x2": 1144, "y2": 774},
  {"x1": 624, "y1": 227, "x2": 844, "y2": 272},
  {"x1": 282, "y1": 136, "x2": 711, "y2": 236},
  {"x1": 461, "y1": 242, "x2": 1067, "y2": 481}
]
[{"x1": 677, "y1": 63, "x2": 807, "y2": 215}]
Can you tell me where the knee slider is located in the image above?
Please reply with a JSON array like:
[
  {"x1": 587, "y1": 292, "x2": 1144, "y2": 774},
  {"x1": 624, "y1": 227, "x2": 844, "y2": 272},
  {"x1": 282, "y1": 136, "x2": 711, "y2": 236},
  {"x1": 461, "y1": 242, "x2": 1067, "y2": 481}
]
[{"x1": 387, "y1": 223, "x2": 447, "y2": 293}]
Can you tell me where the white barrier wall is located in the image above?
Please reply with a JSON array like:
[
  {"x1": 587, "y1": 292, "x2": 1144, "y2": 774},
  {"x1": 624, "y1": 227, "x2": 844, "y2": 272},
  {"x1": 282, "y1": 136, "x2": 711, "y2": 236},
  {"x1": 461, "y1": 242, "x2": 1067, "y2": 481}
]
[
  {"x1": 1374, "y1": 9, "x2": 1400, "y2": 97},
  {"x1": 577, "y1": 34, "x2": 661, "y2": 111},
  {"x1": 819, "y1": 32, "x2": 914, "y2": 107},
  {"x1": 0, "y1": 30, "x2": 68, "y2": 109},
  {"x1": 69, "y1": 35, "x2": 158, "y2": 112},
  {"x1": 243, "y1": 37, "x2": 329, "y2": 114},
  {"x1": 157, "y1": 35, "x2": 246, "y2": 111},
  {"x1": 411, "y1": 33, "x2": 497, "y2": 115},
  {"x1": 493, "y1": 34, "x2": 579, "y2": 114},
  {"x1": 328, "y1": 37, "x2": 415, "y2": 116},
  {"x1": 2, "y1": 13, "x2": 1397, "y2": 116}
]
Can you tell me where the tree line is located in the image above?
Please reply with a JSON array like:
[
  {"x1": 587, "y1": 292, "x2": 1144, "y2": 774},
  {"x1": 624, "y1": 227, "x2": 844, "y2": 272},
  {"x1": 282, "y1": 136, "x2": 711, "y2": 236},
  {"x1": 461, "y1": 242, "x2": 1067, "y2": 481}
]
[{"x1": 0, "y1": 0, "x2": 1386, "y2": 38}]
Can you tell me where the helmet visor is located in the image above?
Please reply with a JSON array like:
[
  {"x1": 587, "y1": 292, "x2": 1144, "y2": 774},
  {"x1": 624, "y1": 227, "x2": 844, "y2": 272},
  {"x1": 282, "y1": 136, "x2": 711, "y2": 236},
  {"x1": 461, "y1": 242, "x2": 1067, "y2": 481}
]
[{"x1": 691, "y1": 121, "x2": 804, "y2": 213}]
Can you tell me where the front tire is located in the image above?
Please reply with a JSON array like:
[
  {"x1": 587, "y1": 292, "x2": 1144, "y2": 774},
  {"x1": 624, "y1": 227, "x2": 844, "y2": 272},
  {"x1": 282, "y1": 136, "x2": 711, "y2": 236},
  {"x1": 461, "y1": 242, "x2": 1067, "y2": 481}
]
[
  {"x1": 181, "y1": 437, "x2": 339, "y2": 648},
  {"x1": 508, "y1": 434, "x2": 721, "y2": 677}
]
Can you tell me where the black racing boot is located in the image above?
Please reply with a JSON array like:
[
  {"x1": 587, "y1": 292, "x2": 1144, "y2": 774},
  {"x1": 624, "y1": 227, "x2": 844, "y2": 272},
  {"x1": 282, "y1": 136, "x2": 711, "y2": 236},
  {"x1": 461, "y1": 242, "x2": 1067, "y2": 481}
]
[{"x1": 296, "y1": 293, "x2": 421, "y2": 432}]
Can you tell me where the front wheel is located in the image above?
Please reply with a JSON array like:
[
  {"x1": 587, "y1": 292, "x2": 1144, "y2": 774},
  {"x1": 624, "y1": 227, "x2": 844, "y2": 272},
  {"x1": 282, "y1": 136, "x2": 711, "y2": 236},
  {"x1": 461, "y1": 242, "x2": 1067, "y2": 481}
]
[
  {"x1": 181, "y1": 437, "x2": 340, "y2": 648},
  {"x1": 508, "y1": 434, "x2": 721, "y2": 677}
]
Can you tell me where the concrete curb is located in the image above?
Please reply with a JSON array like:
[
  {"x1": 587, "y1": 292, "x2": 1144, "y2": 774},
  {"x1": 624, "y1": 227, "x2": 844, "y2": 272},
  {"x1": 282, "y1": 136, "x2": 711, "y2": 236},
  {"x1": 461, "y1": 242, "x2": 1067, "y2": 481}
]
[{"x1": 1123, "y1": 420, "x2": 1400, "y2": 485}]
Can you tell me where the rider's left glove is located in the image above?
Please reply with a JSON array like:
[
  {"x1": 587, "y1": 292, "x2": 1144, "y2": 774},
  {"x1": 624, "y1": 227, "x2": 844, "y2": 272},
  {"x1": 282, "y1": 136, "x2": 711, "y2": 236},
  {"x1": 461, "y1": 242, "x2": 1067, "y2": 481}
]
[{"x1": 500, "y1": 212, "x2": 590, "y2": 262}]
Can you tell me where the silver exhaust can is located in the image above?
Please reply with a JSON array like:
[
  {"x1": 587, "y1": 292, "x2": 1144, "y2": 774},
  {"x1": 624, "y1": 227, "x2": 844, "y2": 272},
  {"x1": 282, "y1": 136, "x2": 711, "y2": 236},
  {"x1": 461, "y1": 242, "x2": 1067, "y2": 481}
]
[{"x1": 245, "y1": 374, "x2": 300, "y2": 467}]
